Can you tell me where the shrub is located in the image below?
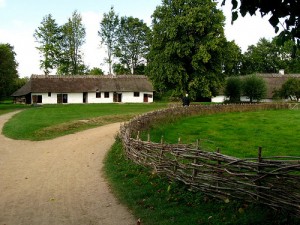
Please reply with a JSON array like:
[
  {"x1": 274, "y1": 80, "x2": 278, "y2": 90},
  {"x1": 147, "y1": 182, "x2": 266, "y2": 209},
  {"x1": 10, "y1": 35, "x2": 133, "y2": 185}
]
[
  {"x1": 224, "y1": 76, "x2": 242, "y2": 102},
  {"x1": 242, "y1": 75, "x2": 267, "y2": 102},
  {"x1": 279, "y1": 77, "x2": 300, "y2": 101}
]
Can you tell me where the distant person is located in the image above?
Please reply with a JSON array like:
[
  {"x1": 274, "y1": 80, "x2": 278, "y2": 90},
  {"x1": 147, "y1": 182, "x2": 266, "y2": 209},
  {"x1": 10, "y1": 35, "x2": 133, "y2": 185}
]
[{"x1": 182, "y1": 93, "x2": 190, "y2": 107}]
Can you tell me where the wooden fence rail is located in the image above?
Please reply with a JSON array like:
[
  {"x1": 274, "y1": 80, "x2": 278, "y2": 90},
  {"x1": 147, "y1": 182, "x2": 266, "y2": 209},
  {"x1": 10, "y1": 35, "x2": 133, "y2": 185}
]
[{"x1": 119, "y1": 103, "x2": 300, "y2": 217}]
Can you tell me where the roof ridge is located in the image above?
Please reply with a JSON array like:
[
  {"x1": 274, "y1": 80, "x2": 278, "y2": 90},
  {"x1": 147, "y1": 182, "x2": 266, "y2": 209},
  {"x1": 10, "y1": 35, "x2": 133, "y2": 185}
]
[{"x1": 31, "y1": 75, "x2": 148, "y2": 79}]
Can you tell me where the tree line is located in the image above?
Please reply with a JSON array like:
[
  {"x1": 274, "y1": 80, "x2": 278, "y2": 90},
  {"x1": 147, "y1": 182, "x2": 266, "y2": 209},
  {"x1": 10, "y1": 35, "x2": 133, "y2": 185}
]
[
  {"x1": 1, "y1": 0, "x2": 300, "y2": 101},
  {"x1": 34, "y1": 9, "x2": 150, "y2": 76}
]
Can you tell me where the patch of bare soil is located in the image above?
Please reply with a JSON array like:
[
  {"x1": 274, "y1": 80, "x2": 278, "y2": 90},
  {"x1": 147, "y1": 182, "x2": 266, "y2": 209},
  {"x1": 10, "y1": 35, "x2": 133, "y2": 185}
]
[{"x1": 0, "y1": 111, "x2": 136, "y2": 225}]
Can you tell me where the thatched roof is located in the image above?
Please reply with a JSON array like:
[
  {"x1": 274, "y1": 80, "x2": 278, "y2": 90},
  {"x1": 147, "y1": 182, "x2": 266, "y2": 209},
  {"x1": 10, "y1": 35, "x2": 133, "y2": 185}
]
[
  {"x1": 12, "y1": 75, "x2": 154, "y2": 97},
  {"x1": 254, "y1": 73, "x2": 300, "y2": 98},
  {"x1": 219, "y1": 73, "x2": 300, "y2": 98}
]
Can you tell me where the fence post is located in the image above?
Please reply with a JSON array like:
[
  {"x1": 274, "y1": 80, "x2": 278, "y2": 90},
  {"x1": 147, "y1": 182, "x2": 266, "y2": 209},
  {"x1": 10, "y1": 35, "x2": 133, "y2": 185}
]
[
  {"x1": 216, "y1": 148, "x2": 221, "y2": 187},
  {"x1": 192, "y1": 139, "x2": 199, "y2": 181},
  {"x1": 159, "y1": 136, "x2": 164, "y2": 167},
  {"x1": 257, "y1": 146, "x2": 263, "y2": 200}
]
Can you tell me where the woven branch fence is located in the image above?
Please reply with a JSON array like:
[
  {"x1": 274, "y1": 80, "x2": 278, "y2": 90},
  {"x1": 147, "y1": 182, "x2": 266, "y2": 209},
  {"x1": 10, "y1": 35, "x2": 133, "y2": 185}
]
[{"x1": 119, "y1": 103, "x2": 300, "y2": 217}]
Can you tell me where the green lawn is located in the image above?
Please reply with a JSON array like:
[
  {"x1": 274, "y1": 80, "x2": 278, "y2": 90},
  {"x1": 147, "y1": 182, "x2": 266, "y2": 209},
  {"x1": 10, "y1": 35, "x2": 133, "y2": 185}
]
[
  {"x1": 2, "y1": 103, "x2": 167, "y2": 140},
  {"x1": 141, "y1": 109, "x2": 300, "y2": 158},
  {"x1": 104, "y1": 138, "x2": 299, "y2": 225},
  {"x1": 0, "y1": 101, "x2": 30, "y2": 115}
]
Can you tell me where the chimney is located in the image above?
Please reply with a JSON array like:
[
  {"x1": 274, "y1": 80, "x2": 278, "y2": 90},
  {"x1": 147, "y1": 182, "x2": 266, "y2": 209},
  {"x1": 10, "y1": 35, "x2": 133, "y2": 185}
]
[{"x1": 279, "y1": 69, "x2": 285, "y2": 75}]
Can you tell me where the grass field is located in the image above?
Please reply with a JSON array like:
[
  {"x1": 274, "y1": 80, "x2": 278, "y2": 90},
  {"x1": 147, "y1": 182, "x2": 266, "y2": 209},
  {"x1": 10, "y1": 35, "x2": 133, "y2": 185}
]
[
  {"x1": 141, "y1": 109, "x2": 300, "y2": 158},
  {"x1": 2, "y1": 103, "x2": 299, "y2": 224},
  {"x1": 2, "y1": 103, "x2": 167, "y2": 140},
  {"x1": 104, "y1": 138, "x2": 299, "y2": 225},
  {"x1": 0, "y1": 101, "x2": 30, "y2": 115}
]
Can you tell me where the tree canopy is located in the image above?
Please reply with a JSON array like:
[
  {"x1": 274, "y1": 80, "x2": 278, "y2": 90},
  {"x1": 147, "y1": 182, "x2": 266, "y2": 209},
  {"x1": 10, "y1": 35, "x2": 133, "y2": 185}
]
[
  {"x1": 148, "y1": 0, "x2": 228, "y2": 99},
  {"x1": 222, "y1": 0, "x2": 300, "y2": 45},
  {"x1": 35, "y1": 11, "x2": 87, "y2": 75},
  {"x1": 0, "y1": 44, "x2": 19, "y2": 100},
  {"x1": 59, "y1": 11, "x2": 86, "y2": 75},
  {"x1": 114, "y1": 16, "x2": 150, "y2": 75},
  {"x1": 34, "y1": 14, "x2": 61, "y2": 75},
  {"x1": 98, "y1": 7, "x2": 119, "y2": 75},
  {"x1": 242, "y1": 75, "x2": 267, "y2": 102},
  {"x1": 279, "y1": 77, "x2": 300, "y2": 101},
  {"x1": 241, "y1": 37, "x2": 300, "y2": 74}
]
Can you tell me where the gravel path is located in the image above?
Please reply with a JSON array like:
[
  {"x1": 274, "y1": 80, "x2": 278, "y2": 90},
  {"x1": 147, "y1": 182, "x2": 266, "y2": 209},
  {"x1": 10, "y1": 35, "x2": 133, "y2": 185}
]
[{"x1": 0, "y1": 111, "x2": 136, "y2": 225}]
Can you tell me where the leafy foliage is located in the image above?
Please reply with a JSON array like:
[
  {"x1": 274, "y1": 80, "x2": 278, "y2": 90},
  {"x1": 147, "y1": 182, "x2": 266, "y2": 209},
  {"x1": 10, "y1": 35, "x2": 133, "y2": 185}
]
[
  {"x1": 0, "y1": 44, "x2": 19, "y2": 100},
  {"x1": 222, "y1": 41, "x2": 242, "y2": 76},
  {"x1": 242, "y1": 75, "x2": 267, "y2": 102},
  {"x1": 224, "y1": 76, "x2": 242, "y2": 102},
  {"x1": 279, "y1": 77, "x2": 300, "y2": 101},
  {"x1": 88, "y1": 67, "x2": 104, "y2": 75},
  {"x1": 58, "y1": 11, "x2": 86, "y2": 75},
  {"x1": 98, "y1": 7, "x2": 119, "y2": 75},
  {"x1": 148, "y1": 0, "x2": 228, "y2": 99},
  {"x1": 34, "y1": 14, "x2": 61, "y2": 75},
  {"x1": 112, "y1": 63, "x2": 130, "y2": 75},
  {"x1": 222, "y1": 0, "x2": 300, "y2": 45},
  {"x1": 115, "y1": 16, "x2": 150, "y2": 74},
  {"x1": 241, "y1": 37, "x2": 300, "y2": 74}
]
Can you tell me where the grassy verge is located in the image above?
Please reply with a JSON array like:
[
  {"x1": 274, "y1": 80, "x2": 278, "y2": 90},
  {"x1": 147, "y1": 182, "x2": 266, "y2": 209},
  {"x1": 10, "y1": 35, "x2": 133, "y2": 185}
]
[
  {"x1": 104, "y1": 138, "x2": 299, "y2": 225},
  {"x1": 2, "y1": 103, "x2": 167, "y2": 140},
  {"x1": 0, "y1": 102, "x2": 30, "y2": 115},
  {"x1": 141, "y1": 109, "x2": 300, "y2": 158}
]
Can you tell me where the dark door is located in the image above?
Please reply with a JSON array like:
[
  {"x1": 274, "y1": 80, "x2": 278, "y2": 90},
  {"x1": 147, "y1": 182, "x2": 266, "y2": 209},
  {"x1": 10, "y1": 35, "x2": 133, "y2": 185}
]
[
  {"x1": 144, "y1": 94, "x2": 148, "y2": 103},
  {"x1": 57, "y1": 94, "x2": 63, "y2": 104},
  {"x1": 32, "y1": 95, "x2": 37, "y2": 104},
  {"x1": 113, "y1": 92, "x2": 118, "y2": 102},
  {"x1": 118, "y1": 93, "x2": 122, "y2": 102},
  {"x1": 83, "y1": 92, "x2": 88, "y2": 103}
]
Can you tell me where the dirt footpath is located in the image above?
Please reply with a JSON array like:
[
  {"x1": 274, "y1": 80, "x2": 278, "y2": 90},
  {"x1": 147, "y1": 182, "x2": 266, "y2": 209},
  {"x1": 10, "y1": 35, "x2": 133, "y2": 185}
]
[{"x1": 0, "y1": 111, "x2": 136, "y2": 225}]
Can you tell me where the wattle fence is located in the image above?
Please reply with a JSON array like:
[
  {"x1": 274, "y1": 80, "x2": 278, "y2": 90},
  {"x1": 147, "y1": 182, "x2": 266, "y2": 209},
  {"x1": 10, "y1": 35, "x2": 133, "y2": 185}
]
[{"x1": 119, "y1": 103, "x2": 300, "y2": 217}]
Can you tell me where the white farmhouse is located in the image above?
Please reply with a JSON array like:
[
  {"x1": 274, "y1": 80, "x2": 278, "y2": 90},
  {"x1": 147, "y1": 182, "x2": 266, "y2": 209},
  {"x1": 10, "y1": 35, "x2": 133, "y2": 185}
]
[{"x1": 12, "y1": 75, "x2": 154, "y2": 104}]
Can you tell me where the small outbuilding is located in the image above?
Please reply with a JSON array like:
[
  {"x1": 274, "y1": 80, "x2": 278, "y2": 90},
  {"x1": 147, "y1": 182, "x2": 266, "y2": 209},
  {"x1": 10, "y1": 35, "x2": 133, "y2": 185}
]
[{"x1": 12, "y1": 75, "x2": 154, "y2": 104}]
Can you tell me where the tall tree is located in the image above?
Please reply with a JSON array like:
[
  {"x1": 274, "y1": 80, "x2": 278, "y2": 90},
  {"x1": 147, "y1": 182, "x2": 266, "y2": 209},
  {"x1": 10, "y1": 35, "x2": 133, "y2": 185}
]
[
  {"x1": 241, "y1": 37, "x2": 300, "y2": 74},
  {"x1": 34, "y1": 14, "x2": 61, "y2": 75},
  {"x1": 242, "y1": 38, "x2": 282, "y2": 74},
  {"x1": 115, "y1": 16, "x2": 151, "y2": 74},
  {"x1": 222, "y1": 40, "x2": 242, "y2": 76},
  {"x1": 148, "y1": 0, "x2": 227, "y2": 99},
  {"x1": 58, "y1": 11, "x2": 86, "y2": 75},
  {"x1": 98, "y1": 7, "x2": 119, "y2": 75},
  {"x1": 0, "y1": 44, "x2": 18, "y2": 100}
]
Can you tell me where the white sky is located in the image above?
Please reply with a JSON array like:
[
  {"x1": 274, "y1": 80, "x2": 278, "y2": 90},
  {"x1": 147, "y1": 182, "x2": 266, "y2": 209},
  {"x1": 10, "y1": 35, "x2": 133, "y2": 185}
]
[{"x1": 0, "y1": 0, "x2": 276, "y2": 77}]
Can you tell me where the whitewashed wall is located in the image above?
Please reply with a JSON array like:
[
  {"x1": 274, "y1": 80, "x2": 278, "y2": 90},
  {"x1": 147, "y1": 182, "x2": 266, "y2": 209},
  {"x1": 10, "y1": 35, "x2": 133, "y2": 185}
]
[
  {"x1": 211, "y1": 95, "x2": 228, "y2": 103},
  {"x1": 32, "y1": 91, "x2": 153, "y2": 104},
  {"x1": 121, "y1": 92, "x2": 153, "y2": 103}
]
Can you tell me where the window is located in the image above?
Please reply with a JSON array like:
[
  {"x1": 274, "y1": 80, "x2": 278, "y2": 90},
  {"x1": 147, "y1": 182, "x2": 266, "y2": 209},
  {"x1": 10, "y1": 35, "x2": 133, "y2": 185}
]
[
  {"x1": 104, "y1": 92, "x2": 109, "y2": 98},
  {"x1": 134, "y1": 92, "x2": 140, "y2": 97},
  {"x1": 62, "y1": 94, "x2": 68, "y2": 103},
  {"x1": 37, "y1": 95, "x2": 42, "y2": 103},
  {"x1": 48, "y1": 92, "x2": 51, "y2": 97},
  {"x1": 96, "y1": 92, "x2": 101, "y2": 98},
  {"x1": 32, "y1": 95, "x2": 42, "y2": 104},
  {"x1": 148, "y1": 94, "x2": 153, "y2": 98}
]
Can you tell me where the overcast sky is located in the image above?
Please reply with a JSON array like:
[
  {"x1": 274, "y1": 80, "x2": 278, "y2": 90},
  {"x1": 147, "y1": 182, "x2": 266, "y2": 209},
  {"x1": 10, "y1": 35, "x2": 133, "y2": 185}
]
[{"x1": 0, "y1": 0, "x2": 276, "y2": 77}]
